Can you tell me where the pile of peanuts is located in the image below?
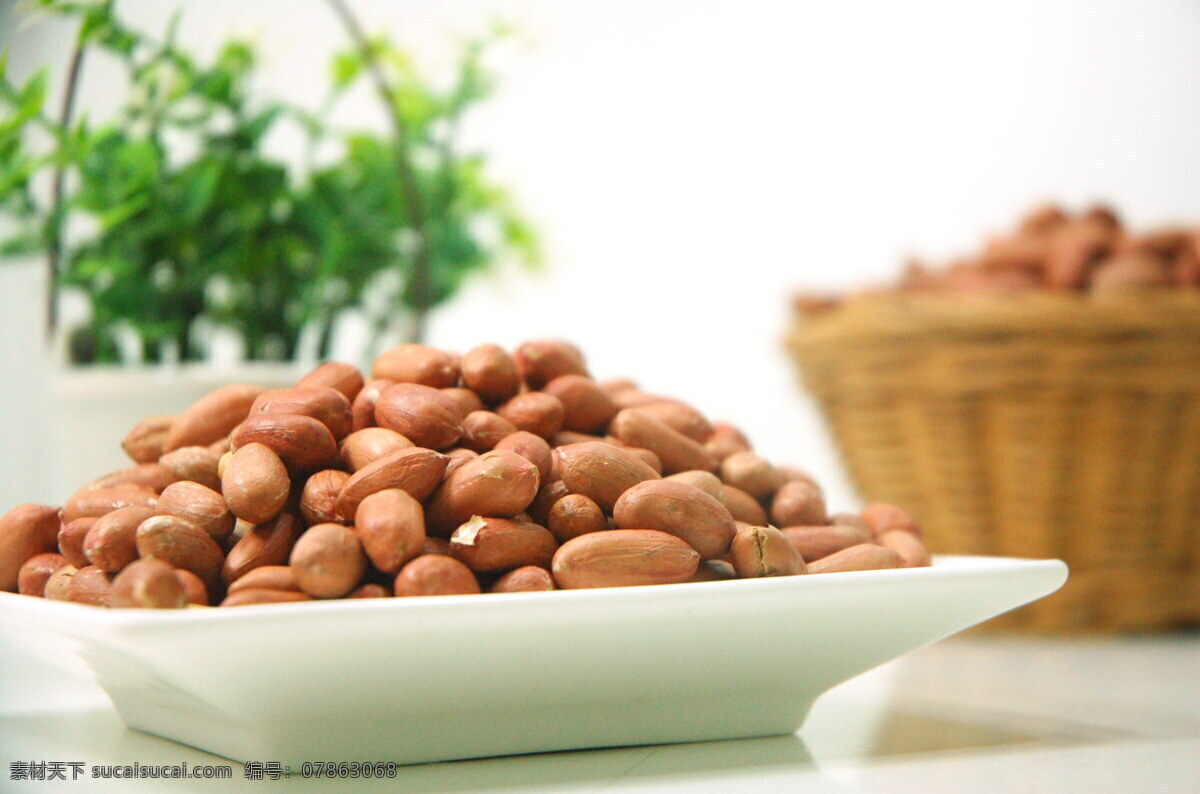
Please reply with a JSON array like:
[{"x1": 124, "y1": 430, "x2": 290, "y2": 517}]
[
  {"x1": 796, "y1": 203, "x2": 1200, "y2": 313},
  {"x1": 0, "y1": 341, "x2": 929, "y2": 608}
]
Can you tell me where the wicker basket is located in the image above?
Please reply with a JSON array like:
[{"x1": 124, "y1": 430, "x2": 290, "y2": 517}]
[{"x1": 787, "y1": 291, "x2": 1200, "y2": 632}]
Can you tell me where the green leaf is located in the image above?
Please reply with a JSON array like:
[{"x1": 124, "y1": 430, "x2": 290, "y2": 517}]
[
  {"x1": 0, "y1": 230, "x2": 43, "y2": 257},
  {"x1": 74, "y1": 255, "x2": 128, "y2": 280},
  {"x1": 0, "y1": 90, "x2": 42, "y2": 137},
  {"x1": 98, "y1": 192, "x2": 150, "y2": 228},
  {"x1": 238, "y1": 105, "x2": 283, "y2": 147},
  {"x1": 18, "y1": 70, "x2": 48, "y2": 117},
  {"x1": 331, "y1": 51, "x2": 361, "y2": 90},
  {"x1": 77, "y1": 4, "x2": 141, "y2": 57},
  {"x1": 217, "y1": 40, "x2": 255, "y2": 77},
  {"x1": 78, "y1": 2, "x2": 114, "y2": 44},
  {"x1": 73, "y1": 131, "x2": 162, "y2": 211},
  {"x1": 175, "y1": 159, "x2": 222, "y2": 224}
]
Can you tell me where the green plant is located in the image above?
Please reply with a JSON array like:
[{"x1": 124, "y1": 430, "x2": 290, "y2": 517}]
[{"x1": 0, "y1": 0, "x2": 540, "y2": 365}]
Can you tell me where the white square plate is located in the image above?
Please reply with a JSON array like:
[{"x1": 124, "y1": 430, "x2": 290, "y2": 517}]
[{"x1": 0, "y1": 554, "x2": 1066, "y2": 765}]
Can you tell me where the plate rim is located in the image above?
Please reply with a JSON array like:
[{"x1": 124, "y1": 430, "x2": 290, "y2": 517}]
[{"x1": 0, "y1": 554, "x2": 1068, "y2": 629}]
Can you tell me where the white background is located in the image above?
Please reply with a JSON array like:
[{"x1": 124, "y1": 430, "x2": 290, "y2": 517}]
[{"x1": 1, "y1": 0, "x2": 1199, "y2": 510}]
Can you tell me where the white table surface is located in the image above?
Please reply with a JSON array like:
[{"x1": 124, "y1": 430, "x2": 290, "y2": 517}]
[{"x1": 1, "y1": 628, "x2": 1196, "y2": 793}]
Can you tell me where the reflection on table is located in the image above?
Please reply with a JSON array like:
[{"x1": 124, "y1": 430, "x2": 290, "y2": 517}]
[{"x1": 1, "y1": 633, "x2": 1196, "y2": 793}]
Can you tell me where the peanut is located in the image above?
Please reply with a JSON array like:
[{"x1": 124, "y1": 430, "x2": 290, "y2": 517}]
[
  {"x1": 720, "y1": 485, "x2": 769, "y2": 525},
  {"x1": 164, "y1": 384, "x2": 264, "y2": 452},
  {"x1": 62, "y1": 486, "x2": 156, "y2": 524},
  {"x1": 770, "y1": 481, "x2": 826, "y2": 527},
  {"x1": 612, "y1": 480, "x2": 736, "y2": 560},
  {"x1": 556, "y1": 441, "x2": 661, "y2": 513},
  {"x1": 121, "y1": 415, "x2": 175, "y2": 464},
  {"x1": 632, "y1": 401, "x2": 713, "y2": 443},
  {"x1": 623, "y1": 446, "x2": 664, "y2": 475},
  {"x1": 806, "y1": 544, "x2": 903, "y2": 574},
  {"x1": 394, "y1": 555, "x2": 480, "y2": 596},
  {"x1": 83, "y1": 505, "x2": 157, "y2": 573},
  {"x1": 225, "y1": 565, "x2": 300, "y2": 594},
  {"x1": 877, "y1": 529, "x2": 932, "y2": 568},
  {"x1": 374, "y1": 383, "x2": 464, "y2": 450},
  {"x1": 460, "y1": 411, "x2": 519, "y2": 453},
  {"x1": 514, "y1": 339, "x2": 587, "y2": 389},
  {"x1": 527, "y1": 479, "x2": 570, "y2": 526},
  {"x1": 43, "y1": 565, "x2": 78, "y2": 601},
  {"x1": 174, "y1": 568, "x2": 209, "y2": 605},
  {"x1": 66, "y1": 565, "x2": 113, "y2": 606},
  {"x1": 610, "y1": 389, "x2": 672, "y2": 411},
  {"x1": 665, "y1": 470, "x2": 725, "y2": 503},
  {"x1": 489, "y1": 565, "x2": 555, "y2": 593},
  {"x1": 336, "y1": 446, "x2": 448, "y2": 520},
  {"x1": 552, "y1": 529, "x2": 699, "y2": 589},
  {"x1": 222, "y1": 588, "x2": 312, "y2": 606},
  {"x1": 442, "y1": 387, "x2": 488, "y2": 416},
  {"x1": 449, "y1": 517, "x2": 557, "y2": 573},
  {"x1": 348, "y1": 583, "x2": 391, "y2": 599},
  {"x1": 609, "y1": 409, "x2": 716, "y2": 475},
  {"x1": 301, "y1": 469, "x2": 350, "y2": 526},
  {"x1": 424, "y1": 450, "x2": 541, "y2": 535},
  {"x1": 110, "y1": 558, "x2": 187, "y2": 609},
  {"x1": 0, "y1": 504, "x2": 61, "y2": 591},
  {"x1": 542, "y1": 375, "x2": 617, "y2": 434},
  {"x1": 297, "y1": 361, "x2": 364, "y2": 402},
  {"x1": 290, "y1": 523, "x2": 367, "y2": 598},
  {"x1": 350, "y1": 379, "x2": 392, "y2": 431},
  {"x1": 781, "y1": 526, "x2": 868, "y2": 561},
  {"x1": 354, "y1": 488, "x2": 425, "y2": 574},
  {"x1": 443, "y1": 447, "x2": 479, "y2": 476},
  {"x1": 249, "y1": 386, "x2": 353, "y2": 441},
  {"x1": 547, "y1": 493, "x2": 608, "y2": 543},
  {"x1": 460, "y1": 343, "x2": 521, "y2": 404},
  {"x1": 231, "y1": 413, "x2": 338, "y2": 472},
  {"x1": 222, "y1": 443, "x2": 291, "y2": 524},
  {"x1": 157, "y1": 481, "x2": 234, "y2": 542},
  {"x1": 338, "y1": 428, "x2": 413, "y2": 472},
  {"x1": 223, "y1": 513, "x2": 304, "y2": 584},
  {"x1": 704, "y1": 422, "x2": 752, "y2": 460},
  {"x1": 159, "y1": 446, "x2": 222, "y2": 491},
  {"x1": 57, "y1": 517, "x2": 96, "y2": 568},
  {"x1": 17, "y1": 553, "x2": 68, "y2": 597},
  {"x1": 84, "y1": 463, "x2": 169, "y2": 494},
  {"x1": 496, "y1": 392, "x2": 565, "y2": 440},
  {"x1": 494, "y1": 431, "x2": 555, "y2": 485},
  {"x1": 136, "y1": 515, "x2": 225, "y2": 594},
  {"x1": 860, "y1": 503, "x2": 923, "y2": 538},
  {"x1": 729, "y1": 526, "x2": 806, "y2": 578},
  {"x1": 372, "y1": 344, "x2": 460, "y2": 388},
  {"x1": 720, "y1": 452, "x2": 784, "y2": 501}
]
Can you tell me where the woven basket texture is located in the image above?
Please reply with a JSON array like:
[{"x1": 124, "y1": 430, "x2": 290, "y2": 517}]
[{"x1": 787, "y1": 292, "x2": 1200, "y2": 631}]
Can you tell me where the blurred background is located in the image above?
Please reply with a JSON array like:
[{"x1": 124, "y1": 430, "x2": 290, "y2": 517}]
[{"x1": 2, "y1": 0, "x2": 1199, "y2": 515}]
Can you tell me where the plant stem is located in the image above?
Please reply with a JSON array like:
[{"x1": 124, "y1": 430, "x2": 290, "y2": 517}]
[
  {"x1": 325, "y1": 0, "x2": 433, "y2": 344},
  {"x1": 46, "y1": 16, "x2": 95, "y2": 341}
]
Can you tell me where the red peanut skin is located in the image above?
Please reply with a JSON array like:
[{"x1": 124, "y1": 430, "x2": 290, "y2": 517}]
[
  {"x1": 374, "y1": 383, "x2": 464, "y2": 450},
  {"x1": 17, "y1": 553, "x2": 68, "y2": 597},
  {"x1": 0, "y1": 504, "x2": 62, "y2": 592},
  {"x1": 489, "y1": 566, "x2": 555, "y2": 593},
  {"x1": 394, "y1": 555, "x2": 481, "y2": 596},
  {"x1": 165, "y1": 384, "x2": 263, "y2": 451},
  {"x1": 297, "y1": 361, "x2": 365, "y2": 402}
]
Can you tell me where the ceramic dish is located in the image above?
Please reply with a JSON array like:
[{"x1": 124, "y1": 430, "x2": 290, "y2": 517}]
[{"x1": 0, "y1": 554, "x2": 1066, "y2": 765}]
